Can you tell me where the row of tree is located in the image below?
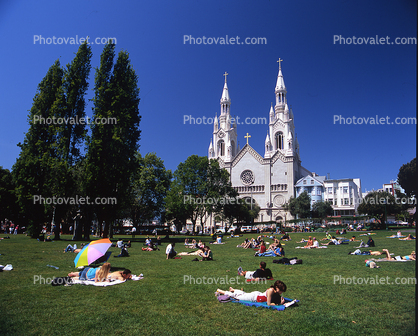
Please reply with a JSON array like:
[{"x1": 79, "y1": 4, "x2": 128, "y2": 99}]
[{"x1": 0, "y1": 42, "x2": 259, "y2": 239}]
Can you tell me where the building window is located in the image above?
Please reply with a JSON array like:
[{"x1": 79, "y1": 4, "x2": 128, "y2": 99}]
[
  {"x1": 311, "y1": 188, "x2": 315, "y2": 195},
  {"x1": 303, "y1": 180, "x2": 306, "y2": 185},
  {"x1": 275, "y1": 132, "x2": 284, "y2": 150},
  {"x1": 343, "y1": 186, "x2": 348, "y2": 194},
  {"x1": 344, "y1": 198, "x2": 349, "y2": 205},
  {"x1": 350, "y1": 198, "x2": 353, "y2": 205},
  {"x1": 328, "y1": 187, "x2": 332, "y2": 194},
  {"x1": 328, "y1": 199, "x2": 333, "y2": 205},
  {"x1": 340, "y1": 199, "x2": 343, "y2": 205},
  {"x1": 317, "y1": 189, "x2": 322, "y2": 196},
  {"x1": 311, "y1": 180, "x2": 314, "y2": 184},
  {"x1": 218, "y1": 140, "x2": 225, "y2": 156},
  {"x1": 240, "y1": 170, "x2": 255, "y2": 185}
]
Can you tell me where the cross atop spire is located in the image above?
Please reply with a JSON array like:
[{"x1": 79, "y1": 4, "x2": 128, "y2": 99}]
[
  {"x1": 277, "y1": 58, "x2": 283, "y2": 69},
  {"x1": 223, "y1": 71, "x2": 228, "y2": 83},
  {"x1": 244, "y1": 133, "x2": 251, "y2": 145}
]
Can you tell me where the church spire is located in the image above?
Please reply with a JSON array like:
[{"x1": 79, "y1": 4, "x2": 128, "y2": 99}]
[
  {"x1": 220, "y1": 72, "x2": 231, "y2": 115},
  {"x1": 275, "y1": 59, "x2": 287, "y2": 109}
]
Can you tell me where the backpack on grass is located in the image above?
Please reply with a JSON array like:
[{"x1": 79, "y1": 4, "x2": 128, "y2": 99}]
[{"x1": 218, "y1": 295, "x2": 232, "y2": 303}]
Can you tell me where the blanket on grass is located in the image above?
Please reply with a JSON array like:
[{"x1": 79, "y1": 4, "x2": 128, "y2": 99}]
[
  {"x1": 246, "y1": 278, "x2": 274, "y2": 282},
  {"x1": 71, "y1": 275, "x2": 144, "y2": 286},
  {"x1": 231, "y1": 297, "x2": 299, "y2": 311}
]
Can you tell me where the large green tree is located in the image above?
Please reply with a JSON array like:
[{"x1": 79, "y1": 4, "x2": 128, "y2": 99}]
[
  {"x1": 130, "y1": 152, "x2": 172, "y2": 227},
  {"x1": 13, "y1": 60, "x2": 65, "y2": 237},
  {"x1": 165, "y1": 156, "x2": 239, "y2": 234},
  {"x1": 397, "y1": 158, "x2": 416, "y2": 198},
  {"x1": 85, "y1": 42, "x2": 141, "y2": 238},
  {"x1": 165, "y1": 155, "x2": 209, "y2": 234},
  {"x1": 0, "y1": 167, "x2": 18, "y2": 223},
  {"x1": 357, "y1": 191, "x2": 401, "y2": 229},
  {"x1": 286, "y1": 191, "x2": 311, "y2": 219},
  {"x1": 311, "y1": 200, "x2": 333, "y2": 223},
  {"x1": 12, "y1": 43, "x2": 92, "y2": 239}
]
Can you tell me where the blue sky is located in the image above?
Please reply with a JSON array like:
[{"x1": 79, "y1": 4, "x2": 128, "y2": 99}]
[{"x1": 0, "y1": 0, "x2": 416, "y2": 193}]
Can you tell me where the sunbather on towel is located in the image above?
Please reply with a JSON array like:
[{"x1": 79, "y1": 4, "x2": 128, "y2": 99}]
[
  {"x1": 216, "y1": 280, "x2": 287, "y2": 306},
  {"x1": 399, "y1": 234, "x2": 416, "y2": 240},
  {"x1": 109, "y1": 269, "x2": 132, "y2": 281},
  {"x1": 238, "y1": 261, "x2": 273, "y2": 280},
  {"x1": 68, "y1": 262, "x2": 111, "y2": 282},
  {"x1": 388, "y1": 231, "x2": 403, "y2": 238},
  {"x1": 381, "y1": 249, "x2": 416, "y2": 261}
]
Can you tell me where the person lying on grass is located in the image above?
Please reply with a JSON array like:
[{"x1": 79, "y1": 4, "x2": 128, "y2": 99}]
[
  {"x1": 321, "y1": 237, "x2": 341, "y2": 246},
  {"x1": 380, "y1": 249, "x2": 416, "y2": 261},
  {"x1": 388, "y1": 231, "x2": 403, "y2": 238},
  {"x1": 238, "y1": 261, "x2": 273, "y2": 280},
  {"x1": 399, "y1": 234, "x2": 416, "y2": 240},
  {"x1": 108, "y1": 268, "x2": 132, "y2": 281},
  {"x1": 68, "y1": 262, "x2": 111, "y2": 282},
  {"x1": 215, "y1": 280, "x2": 287, "y2": 306}
]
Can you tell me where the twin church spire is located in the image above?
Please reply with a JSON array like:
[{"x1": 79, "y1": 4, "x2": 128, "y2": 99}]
[{"x1": 209, "y1": 61, "x2": 299, "y2": 164}]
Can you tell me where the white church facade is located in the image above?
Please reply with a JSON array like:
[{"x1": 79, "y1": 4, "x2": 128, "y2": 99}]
[{"x1": 208, "y1": 62, "x2": 312, "y2": 226}]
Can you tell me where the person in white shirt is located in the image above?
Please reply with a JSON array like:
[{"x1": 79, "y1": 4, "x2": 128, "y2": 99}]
[{"x1": 166, "y1": 242, "x2": 176, "y2": 259}]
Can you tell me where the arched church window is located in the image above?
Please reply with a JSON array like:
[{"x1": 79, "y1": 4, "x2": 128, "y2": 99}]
[
  {"x1": 218, "y1": 140, "x2": 225, "y2": 156},
  {"x1": 275, "y1": 132, "x2": 284, "y2": 150}
]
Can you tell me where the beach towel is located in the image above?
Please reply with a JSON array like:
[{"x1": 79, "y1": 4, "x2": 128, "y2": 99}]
[
  {"x1": 71, "y1": 279, "x2": 126, "y2": 286},
  {"x1": 231, "y1": 297, "x2": 299, "y2": 311},
  {"x1": 71, "y1": 274, "x2": 144, "y2": 286}
]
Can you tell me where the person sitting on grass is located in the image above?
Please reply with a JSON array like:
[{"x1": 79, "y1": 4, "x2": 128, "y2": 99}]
[
  {"x1": 256, "y1": 244, "x2": 284, "y2": 257},
  {"x1": 266, "y1": 239, "x2": 281, "y2": 251},
  {"x1": 200, "y1": 246, "x2": 213, "y2": 261},
  {"x1": 256, "y1": 241, "x2": 267, "y2": 255},
  {"x1": 166, "y1": 242, "x2": 176, "y2": 259},
  {"x1": 399, "y1": 234, "x2": 416, "y2": 240},
  {"x1": 321, "y1": 232, "x2": 333, "y2": 241},
  {"x1": 186, "y1": 239, "x2": 198, "y2": 249},
  {"x1": 365, "y1": 236, "x2": 375, "y2": 247},
  {"x1": 68, "y1": 262, "x2": 111, "y2": 282},
  {"x1": 142, "y1": 240, "x2": 159, "y2": 251},
  {"x1": 215, "y1": 280, "x2": 287, "y2": 306},
  {"x1": 304, "y1": 236, "x2": 313, "y2": 248},
  {"x1": 280, "y1": 233, "x2": 291, "y2": 241},
  {"x1": 350, "y1": 236, "x2": 358, "y2": 242},
  {"x1": 238, "y1": 261, "x2": 273, "y2": 280},
  {"x1": 311, "y1": 237, "x2": 320, "y2": 248}
]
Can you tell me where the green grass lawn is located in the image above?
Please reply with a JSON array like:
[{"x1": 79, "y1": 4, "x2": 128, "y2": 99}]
[{"x1": 0, "y1": 230, "x2": 415, "y2": 336}]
